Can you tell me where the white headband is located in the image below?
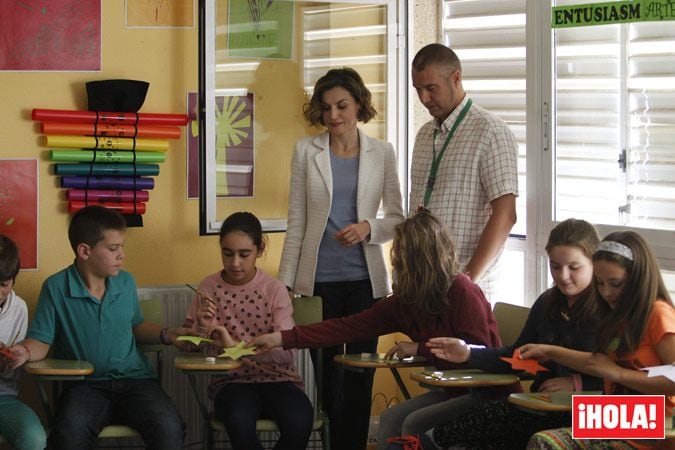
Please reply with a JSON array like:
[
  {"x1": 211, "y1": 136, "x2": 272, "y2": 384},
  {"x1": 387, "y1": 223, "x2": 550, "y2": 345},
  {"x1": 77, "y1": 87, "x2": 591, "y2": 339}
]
[{"x1": 597, "y1": 240, "x2": 634, "y2": 261}]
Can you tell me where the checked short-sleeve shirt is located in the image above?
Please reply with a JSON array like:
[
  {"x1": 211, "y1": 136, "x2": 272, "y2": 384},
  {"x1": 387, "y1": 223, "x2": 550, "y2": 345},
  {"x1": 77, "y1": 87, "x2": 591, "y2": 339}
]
[{"x1": 409, "y1": 96, "x2": 518, "y2": 299}]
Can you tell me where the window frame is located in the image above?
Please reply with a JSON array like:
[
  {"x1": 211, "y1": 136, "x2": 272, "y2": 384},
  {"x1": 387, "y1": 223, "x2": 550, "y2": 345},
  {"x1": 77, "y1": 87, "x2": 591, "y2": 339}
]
[{"x1": 198, "y1": 0, "x2": 406, "y2": 235}]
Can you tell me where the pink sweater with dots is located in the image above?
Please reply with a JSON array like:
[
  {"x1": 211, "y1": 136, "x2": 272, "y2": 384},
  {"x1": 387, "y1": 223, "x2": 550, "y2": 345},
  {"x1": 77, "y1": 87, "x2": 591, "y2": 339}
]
[{"x1": 183, "y1": 269, "x2": 303, "y2": 398}]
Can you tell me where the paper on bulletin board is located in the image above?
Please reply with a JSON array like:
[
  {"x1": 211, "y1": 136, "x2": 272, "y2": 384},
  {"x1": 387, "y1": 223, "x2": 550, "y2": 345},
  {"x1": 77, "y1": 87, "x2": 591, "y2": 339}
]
[
  {"x1": 0, "y1": 0, "x2": 101, "y2": 71},
  {"x1": 187, "y1": 91, "x2": 254, "y2": 199},
  {"x1": 0, "y1": 159, "x2": 38, "y2": 270},
  {"x1": 125, "y1": 0, "x2": 195, "y2": 28},
  {"x1": 227, "y1": 0, "x2": 294, "y2": 59}
]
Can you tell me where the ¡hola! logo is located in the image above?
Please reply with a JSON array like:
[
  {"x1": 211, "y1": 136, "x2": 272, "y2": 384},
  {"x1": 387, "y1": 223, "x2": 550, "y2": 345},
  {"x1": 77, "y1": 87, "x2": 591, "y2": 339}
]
[{"x1": 573, "y1": 395, "x2": 665, "y2": 439}]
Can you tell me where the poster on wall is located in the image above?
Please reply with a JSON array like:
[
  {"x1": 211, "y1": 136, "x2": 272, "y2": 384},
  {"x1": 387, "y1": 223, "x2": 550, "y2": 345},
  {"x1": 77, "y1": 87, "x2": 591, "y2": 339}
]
[
  {"x1": 0, "y1": 159, "x2": 38, "y2": 270},
  {"x1": 227, "y1": 0, "x2": 294, "y2": 59},
  {"x1": 126, "y1": 0, "x2": 195, "y2": 28},
  {"x1": 187, "y1": 91, "x2": 254, "y2": 199},
  {"x1": 0, "y1": 0, "x2": 101, "y2": 71}
]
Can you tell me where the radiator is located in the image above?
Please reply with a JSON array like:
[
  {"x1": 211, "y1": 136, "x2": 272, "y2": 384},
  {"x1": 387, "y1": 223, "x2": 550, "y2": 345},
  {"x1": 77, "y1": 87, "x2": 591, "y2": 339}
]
[{"x1": 137, "y1": 285, "x2": 320, "y2": 450}]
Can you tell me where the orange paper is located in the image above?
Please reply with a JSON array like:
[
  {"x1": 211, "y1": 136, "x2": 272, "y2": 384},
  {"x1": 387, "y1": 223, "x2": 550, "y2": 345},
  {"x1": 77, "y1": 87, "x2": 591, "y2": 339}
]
[{"x1": 500, "y1": 348, "x2": 549, "y2": 375}]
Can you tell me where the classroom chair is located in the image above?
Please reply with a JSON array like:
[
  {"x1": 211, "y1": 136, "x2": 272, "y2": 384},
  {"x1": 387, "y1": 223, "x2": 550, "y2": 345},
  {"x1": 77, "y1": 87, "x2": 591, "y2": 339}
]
[
  {"x1": 31, "y1": 298, "x2": 164, "y2": 448},
  {"x1": 492, "y1": 301, "x2": 530, "y2": 347},
  {"x1": 207, "y1": 295, "x2": 330, "y2": 450}
]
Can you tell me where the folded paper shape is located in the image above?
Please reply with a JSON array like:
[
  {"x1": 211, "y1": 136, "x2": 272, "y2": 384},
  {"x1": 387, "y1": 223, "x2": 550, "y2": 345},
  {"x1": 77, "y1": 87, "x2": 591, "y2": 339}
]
[
  {"x1": 218, "y1": 341, "x2": 257, "y2": 360},
  {"x1": 500, "y1": 348, "x2": 549, "y2": 375},
  {"x1": 176, "y1": 336, "x2": 214, "y2": 346}
]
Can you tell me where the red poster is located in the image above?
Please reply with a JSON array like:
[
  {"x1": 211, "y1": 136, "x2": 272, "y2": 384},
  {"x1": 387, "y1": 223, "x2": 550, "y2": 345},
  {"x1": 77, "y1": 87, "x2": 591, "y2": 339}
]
[
  {"x1": 0, "y1": 0, "x2": 101, "y2": 71},
  {"x1": 0, "y1": 160, "x2": 38, "y2": 269}
]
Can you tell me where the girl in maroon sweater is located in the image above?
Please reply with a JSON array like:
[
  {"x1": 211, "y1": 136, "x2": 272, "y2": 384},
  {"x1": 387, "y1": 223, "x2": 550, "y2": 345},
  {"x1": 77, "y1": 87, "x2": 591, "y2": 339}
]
[{"x1": 244, "y1": 211, "x2": 503, "y2": 449}]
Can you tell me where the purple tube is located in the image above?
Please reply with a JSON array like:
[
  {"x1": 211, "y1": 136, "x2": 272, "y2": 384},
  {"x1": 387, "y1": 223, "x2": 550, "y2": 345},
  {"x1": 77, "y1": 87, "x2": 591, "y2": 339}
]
[{"x1": 60, "y1": 176, "x2": 154, "y2": 190}]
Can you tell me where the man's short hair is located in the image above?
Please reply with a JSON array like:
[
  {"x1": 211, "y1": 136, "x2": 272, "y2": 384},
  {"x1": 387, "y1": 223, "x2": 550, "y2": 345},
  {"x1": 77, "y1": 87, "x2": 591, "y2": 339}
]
[
  {"x1": 0, "y1": 235, "x2": 20, "y2": 281},
  {"x1": 68, "y1": 206, "x2": 127, "y2": 253},
  {"x1": 412, "y1": 43, "x2": 462, "y2": 73}
]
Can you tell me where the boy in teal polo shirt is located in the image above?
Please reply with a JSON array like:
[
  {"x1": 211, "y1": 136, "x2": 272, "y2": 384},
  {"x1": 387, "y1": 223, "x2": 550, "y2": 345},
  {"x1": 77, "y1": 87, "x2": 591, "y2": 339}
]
[{"x1": 3, "y1": 206, "x2": 188, "y2": 450}]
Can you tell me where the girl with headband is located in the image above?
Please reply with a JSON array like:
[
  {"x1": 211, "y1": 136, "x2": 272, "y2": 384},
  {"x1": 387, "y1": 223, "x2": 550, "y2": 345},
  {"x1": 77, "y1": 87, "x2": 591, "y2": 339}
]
[{"x1": 521, "y1": 231, "x2": 675, "y2": 449}]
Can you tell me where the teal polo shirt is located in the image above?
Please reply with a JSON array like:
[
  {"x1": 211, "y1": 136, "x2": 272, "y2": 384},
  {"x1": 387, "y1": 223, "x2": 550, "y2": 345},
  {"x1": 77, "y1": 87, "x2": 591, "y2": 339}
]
[{"x1": 28, "y1": 264, "x2": 155, "y2": 380}]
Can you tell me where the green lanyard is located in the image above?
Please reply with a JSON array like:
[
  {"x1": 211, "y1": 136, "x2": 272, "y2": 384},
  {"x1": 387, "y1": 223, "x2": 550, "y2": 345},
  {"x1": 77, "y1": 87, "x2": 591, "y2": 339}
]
[{"x1": 423, "y1": 98, "x2": 473, "y2": 207}]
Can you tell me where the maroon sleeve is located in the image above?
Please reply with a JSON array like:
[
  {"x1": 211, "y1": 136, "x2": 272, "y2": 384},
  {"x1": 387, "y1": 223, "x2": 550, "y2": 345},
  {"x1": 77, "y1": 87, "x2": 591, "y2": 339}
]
[
  {"x1": 281, "y1": 296, "x2": 401, "y2": 349},
  {"x1": 416, "y1": 275, "x2": 500, "y2": 366},
  {"x1": 450, "y1": 276, "x2": 500, "y2": 347}
]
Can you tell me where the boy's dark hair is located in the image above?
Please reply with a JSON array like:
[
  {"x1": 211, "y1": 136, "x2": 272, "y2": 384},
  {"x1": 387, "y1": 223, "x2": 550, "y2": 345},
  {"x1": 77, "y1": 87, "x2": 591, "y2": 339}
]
[
  {"x1": 219, "y1": 212, "x2": 265, "y2": 250},
  {"x1": 68, "y1": 206, "x2": 127, "y2": 253},
  {"x1": 0, "y1": 234, "x2": 20, "y2": 281}
]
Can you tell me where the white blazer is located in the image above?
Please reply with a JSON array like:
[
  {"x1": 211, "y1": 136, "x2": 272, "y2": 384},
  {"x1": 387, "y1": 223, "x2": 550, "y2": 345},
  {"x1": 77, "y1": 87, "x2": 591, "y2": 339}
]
[{"x1": 278, "y1": 129, "x2": 404, "y2": 298}]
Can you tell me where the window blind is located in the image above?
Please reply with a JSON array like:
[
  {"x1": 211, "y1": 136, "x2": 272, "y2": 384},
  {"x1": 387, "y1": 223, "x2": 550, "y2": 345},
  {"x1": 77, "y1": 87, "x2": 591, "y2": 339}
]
[{"x1": 442, "y1": 0, "x2": 527, "y2": 235}]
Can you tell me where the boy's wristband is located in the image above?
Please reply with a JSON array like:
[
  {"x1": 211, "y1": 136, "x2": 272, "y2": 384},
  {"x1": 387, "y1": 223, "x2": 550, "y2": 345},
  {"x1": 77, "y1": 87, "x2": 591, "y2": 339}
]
[{"x1": 159, "y1": 327, "x2": 171, "y2": 345}]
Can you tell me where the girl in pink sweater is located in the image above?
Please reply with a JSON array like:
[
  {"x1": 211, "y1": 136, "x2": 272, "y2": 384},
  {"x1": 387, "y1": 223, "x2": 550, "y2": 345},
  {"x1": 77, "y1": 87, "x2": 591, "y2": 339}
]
[{"x1": 182, "y1": 212, "x2": 313, "y2": 450}]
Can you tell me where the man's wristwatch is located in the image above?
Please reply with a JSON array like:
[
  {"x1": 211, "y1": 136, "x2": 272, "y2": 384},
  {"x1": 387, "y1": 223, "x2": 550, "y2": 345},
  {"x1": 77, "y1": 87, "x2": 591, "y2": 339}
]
[{"x1": 159, "y1": 327, "x2": 171, "y2": 345}]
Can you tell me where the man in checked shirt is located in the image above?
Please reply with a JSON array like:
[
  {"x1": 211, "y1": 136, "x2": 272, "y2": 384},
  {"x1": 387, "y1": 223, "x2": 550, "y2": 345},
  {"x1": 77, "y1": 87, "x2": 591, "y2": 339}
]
[{"x1": 409, "y1": 43, "x2": 519, "y2": 302}]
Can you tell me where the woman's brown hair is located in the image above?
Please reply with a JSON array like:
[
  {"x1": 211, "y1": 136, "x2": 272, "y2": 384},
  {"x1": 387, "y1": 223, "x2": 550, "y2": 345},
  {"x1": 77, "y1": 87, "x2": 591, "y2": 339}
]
[{"x1": 303, "y1": 67, "x2": 377, "y2": 127}]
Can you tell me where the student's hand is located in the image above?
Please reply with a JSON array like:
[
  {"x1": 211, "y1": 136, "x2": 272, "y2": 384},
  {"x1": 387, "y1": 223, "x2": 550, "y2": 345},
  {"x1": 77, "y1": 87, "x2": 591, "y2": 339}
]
[
  {"x1": 518, "y1": 344, "x2": 551, "y2": 362},
  {"x1": 585, "y1": 353, "x2": 621, "y2": 382},
  {"x1": 334, "y1": 221, "x2": 370, "y2": 247},
  {"x1": 195, "y1": 295, "x2": 218, "y2": 331},
  {"x1": 538, "y1": 376, "x2": 575, "y2": 392},
  {"x1": 248, "y1": 332, "x2": 282, "y2": 353},
  {"x1": 426, "y1": 337, "x2": 471, "y2": 363},
  {"x1": 209, "y1": 326, "x2": 237, "y2": 349},
  {"x1": 3, "y1": 344, "x2": 30, "y2": 369},
  {"x1": 167, "y1": 327, "x2": 197, "y2": 352},
  {"x1": 384, "y1": 341, "x2": 419, "y2": 360}
]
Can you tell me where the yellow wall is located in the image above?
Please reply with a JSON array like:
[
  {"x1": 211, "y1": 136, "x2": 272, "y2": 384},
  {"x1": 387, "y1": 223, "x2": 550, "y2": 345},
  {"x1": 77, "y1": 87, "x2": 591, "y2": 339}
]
[
  {"x1": 0, "y1": 3, "x2": 294, "y2": 311},
  {"x1": 0, "y1": 1, "x2": 424, "y2": 421}
]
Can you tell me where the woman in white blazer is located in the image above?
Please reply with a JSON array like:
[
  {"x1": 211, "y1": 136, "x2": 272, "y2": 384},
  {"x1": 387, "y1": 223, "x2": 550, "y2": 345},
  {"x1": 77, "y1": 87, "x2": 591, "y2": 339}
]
[{"x1": 278, "y1": 68, "x2": 404, "y2": 450}]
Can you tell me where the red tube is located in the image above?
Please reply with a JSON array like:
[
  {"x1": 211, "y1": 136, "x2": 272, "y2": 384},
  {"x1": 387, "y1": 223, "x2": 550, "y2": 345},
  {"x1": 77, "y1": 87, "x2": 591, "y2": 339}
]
[
  {"x1": 41, "y1": 122, "x2": 181, "y2": 139},
  {"x1": 68, "y1": 200, "x2": 147, "y2": 215},
  {"x1": 33, "y1": 108, "x2": 188, "y2": 126},
  {"x1": 66, "y1": 189, "x2": 150, "y2": 202}
]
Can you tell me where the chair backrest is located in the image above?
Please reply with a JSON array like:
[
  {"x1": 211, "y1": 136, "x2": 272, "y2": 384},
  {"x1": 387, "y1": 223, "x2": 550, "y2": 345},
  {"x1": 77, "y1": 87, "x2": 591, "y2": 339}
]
[
  {"x1": 138, "y1": 298, "x2": 164, "y2": 384},
  {"x1": 291, "y1": 296, "x2": 325, "y2": 414},
  {"x1": 492, "y1": 301, "x2": 530, "y2": 347},
  {"x1": 292, "y1": 295, "x2": 323, "y2": 326},
  {"x1": 140, "y1": 298, "x2": 162, "y2": 324}
]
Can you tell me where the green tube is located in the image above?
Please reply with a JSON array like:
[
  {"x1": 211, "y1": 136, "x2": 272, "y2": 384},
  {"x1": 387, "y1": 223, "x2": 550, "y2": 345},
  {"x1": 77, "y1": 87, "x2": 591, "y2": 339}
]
[{"x1": 49, "y1": 150, "x2": 166, "y2": 163}]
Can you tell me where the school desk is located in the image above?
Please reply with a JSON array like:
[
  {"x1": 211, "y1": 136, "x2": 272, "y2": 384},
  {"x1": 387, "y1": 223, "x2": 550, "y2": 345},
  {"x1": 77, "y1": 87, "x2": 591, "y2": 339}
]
[
  {"x1": 25, "y1": 359, "x2": 95, "y2": 424},
  {"x1": 508, "y1": 391, "x2": 601, "y2": 412},
  {"x1": 174, "y1": 353, "x2": 242, "y2": 445},
  {"x1": 334, "y1": 353, "x2": 427, "y2": 400},
  {"x1": 410, "y1": 369, "x2": 519, "y2": 390}
]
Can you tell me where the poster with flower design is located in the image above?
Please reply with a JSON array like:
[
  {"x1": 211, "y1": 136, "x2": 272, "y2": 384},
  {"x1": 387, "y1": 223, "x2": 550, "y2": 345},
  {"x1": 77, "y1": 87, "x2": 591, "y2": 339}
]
[{"x1": 187, "y1": 92, "x2": 254, "y2": 199}]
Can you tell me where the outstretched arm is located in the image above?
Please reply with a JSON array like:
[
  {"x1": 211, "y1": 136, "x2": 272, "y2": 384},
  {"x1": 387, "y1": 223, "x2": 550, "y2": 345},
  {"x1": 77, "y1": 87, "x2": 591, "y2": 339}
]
[{"x1": 249, "y1": 331, "x2": 282, "y2": 353}]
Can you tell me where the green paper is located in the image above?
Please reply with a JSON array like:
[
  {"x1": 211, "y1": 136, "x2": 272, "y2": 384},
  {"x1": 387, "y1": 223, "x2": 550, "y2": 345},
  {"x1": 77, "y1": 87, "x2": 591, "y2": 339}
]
[
  {"x1": 218, "y1": 341, "x2": 257, "y2": 360},
  {"x1": 49, "y1": 150, "x2": 166, "y2": 163},
  {"x1": 177, "y1": 336, "x2": 214, "y2": 346}
]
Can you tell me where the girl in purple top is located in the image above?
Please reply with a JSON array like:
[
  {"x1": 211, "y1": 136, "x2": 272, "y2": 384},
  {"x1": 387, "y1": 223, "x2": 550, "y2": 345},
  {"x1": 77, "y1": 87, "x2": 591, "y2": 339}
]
[{"x1": 182, "y1": 212, "x2": 313, "y2": 450}]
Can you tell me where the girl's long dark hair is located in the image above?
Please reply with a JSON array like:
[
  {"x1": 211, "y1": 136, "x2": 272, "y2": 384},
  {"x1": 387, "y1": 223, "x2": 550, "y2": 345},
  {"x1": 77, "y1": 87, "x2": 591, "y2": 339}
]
[{"x1": 593, "y1": 231, "x2": 673, "y2": 356}]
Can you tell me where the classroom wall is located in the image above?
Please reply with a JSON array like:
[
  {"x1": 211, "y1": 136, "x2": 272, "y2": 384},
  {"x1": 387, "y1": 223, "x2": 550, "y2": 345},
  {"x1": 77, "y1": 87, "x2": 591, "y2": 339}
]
[
  {"x1": 0, "y1": 2, "x2": 291, "y2": 312},
  {"x1": 0, "y1": 0, "x2": 441, "y2": 437}
]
